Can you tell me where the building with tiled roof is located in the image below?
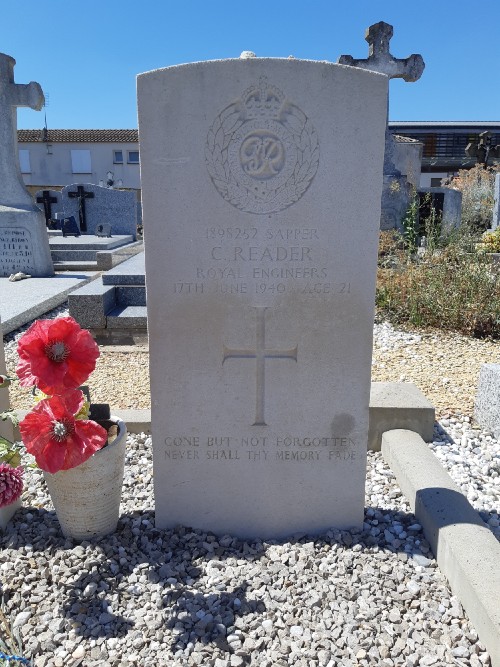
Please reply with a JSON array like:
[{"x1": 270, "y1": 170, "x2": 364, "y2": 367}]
[{"x1": 17, "y1": 129, "x2": 140, "y2": 193}]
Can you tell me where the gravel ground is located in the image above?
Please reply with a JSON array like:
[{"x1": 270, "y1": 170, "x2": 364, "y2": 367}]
[{"x1": 1, "y1": 308, "x2": 499, "y2": 666}]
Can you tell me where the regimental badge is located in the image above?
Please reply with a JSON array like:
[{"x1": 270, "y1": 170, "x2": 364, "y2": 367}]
[{"x1": 205, "y1": 76, "x2": 319, "y2": 215}]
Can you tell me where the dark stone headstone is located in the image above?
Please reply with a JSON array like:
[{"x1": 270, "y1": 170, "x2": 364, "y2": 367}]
[{"x1": 67, "y1": 185, "x2": 94, "y2": 232}]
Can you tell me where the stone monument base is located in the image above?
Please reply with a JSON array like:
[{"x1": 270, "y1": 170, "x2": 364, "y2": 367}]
[{"x1": 0, "y1": 205, "x2": 54, "y2": 277}]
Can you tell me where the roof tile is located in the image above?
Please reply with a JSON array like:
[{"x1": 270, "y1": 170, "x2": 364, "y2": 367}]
[{"x1": 18, "y1": 129, "x2": 138, "y2": 142}]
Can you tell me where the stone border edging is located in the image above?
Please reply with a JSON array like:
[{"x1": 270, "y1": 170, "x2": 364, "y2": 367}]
[{"x1": 382, "y1": 429, "x2": 500, "y2": 667}]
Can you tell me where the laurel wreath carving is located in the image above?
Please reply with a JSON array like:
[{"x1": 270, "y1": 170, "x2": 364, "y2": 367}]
[{"x1": 205, "y1": 101, "x2": 319, "y2": 214}]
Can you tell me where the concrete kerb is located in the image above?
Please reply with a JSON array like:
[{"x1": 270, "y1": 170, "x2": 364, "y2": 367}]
[
  {"x1": 382, "y1": 429, "x2": 500, "y2": 667},
  {"x1": 96, "y1": 240, "x2": 144, "y2": 271},
  {"x1": 369, "y1": 382, "x2": 434, "y2": 450}
]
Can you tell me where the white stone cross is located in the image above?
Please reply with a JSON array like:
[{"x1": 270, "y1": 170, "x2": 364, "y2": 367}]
[
  {"x1": 0, "y1": 53, "x2": 44, "y2": 207},
  {"x1": 338, "y1": 21, "x2": 425, "y2": 82}
]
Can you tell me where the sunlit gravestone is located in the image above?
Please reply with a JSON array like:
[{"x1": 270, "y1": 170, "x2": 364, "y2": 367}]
[
  {"x1": 0, "y1": 52, "x2": 53, "y2": 277},
  {"x1": 138, "y1": 56, "x2": 387, "y2": 538}
]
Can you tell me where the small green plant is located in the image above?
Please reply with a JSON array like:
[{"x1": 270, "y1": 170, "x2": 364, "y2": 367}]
[
  {"x1": 377, "y1": 230, "x2": 405, "y2": 268},
  {"x1": 376, "y1": 242, "x2": 500, "y2": 338},
  {"x1": 401, "y1": 189, "x2": 419, "y2": 255},
  {"x1": 445, "y1": 164, "x2": 500, "y2": 233},
  {"x1": 479, "y1": 228, "x2": 500, "y2": 253},
  {"x1": 421, "y1": 193, "x2": 442, "y2": 255}
]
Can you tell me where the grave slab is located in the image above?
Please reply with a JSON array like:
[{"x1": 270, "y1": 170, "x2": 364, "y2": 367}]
[
  {"x1": 102, "y1": 252, "x2": 145, "y2": 285},
  {"x1": 0, "y1": 272, "x2": 98, "y2": 334},
  {"x1": 139, "y1": 57, "x2": 387, "y2": 538}
]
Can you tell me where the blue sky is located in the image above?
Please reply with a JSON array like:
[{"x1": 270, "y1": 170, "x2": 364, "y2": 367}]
[{"x1": 4, "y1": 0, "x2": 499, "y2": 129}]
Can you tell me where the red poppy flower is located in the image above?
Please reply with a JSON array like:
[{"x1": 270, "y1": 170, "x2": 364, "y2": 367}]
[
  {"x1": 0, "y1": 464, "x2": 23, "y2": 508},
  {"x1": 16, "y1": 317, "x2": 99, "y2": 395},
  {"x1": 19, "y1": 391, "x2": 107, "y2": 474}
]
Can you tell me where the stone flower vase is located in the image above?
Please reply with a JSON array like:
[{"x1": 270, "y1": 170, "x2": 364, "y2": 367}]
[{"x1": 43, "y1": 417, "x2": 127, "y2": 540}]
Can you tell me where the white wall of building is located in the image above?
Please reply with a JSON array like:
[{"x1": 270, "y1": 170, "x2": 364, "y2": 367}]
[
  {"x1": 419, "y1": 172, "x2": 449, "y2": 188},
  {"x1": 18, "y1": 141, "x2": 141, "y2": 191}
]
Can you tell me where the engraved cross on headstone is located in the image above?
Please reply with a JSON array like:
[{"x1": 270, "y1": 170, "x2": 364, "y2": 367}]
[
  {"x1": 68, "y1": 185, "x2": 94, "y2": 232},
  {"x1": 223, "y1": 307, "x2": 297, "y2": 426},
  {"x1": 466, "y1": 131, "x2": 500, "y2": 167},
  {"x1": 0, "y1": 53, "x2": 44, "y2": 207},
  {"x1": 338, "y1": 21, "x2": 425, "y2": 82},
  {"x1": 36, "y1": 190, "x2": 58, "y2": 226}
]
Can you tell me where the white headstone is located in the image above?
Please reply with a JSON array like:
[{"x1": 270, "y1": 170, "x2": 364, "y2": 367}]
[
  {"x1": 138, "y1": 58, "x2": 387, "y2": 539},
  {"x1": 0, "y1": 53, "x2": 53, "y2": 277}
]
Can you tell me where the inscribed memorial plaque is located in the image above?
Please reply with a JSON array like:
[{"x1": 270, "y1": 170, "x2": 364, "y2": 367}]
[
  {"x1": 138, "y1": 58, "x2": 387, "y2": 538},
  {"x1": 95, "y1": 223, "x2": 112, "y2": 238},
  {"x1": 0, "y1": 228, "x2": 35, "y2": 276},
  {"x1": 61, "y1": 216, "x2": 81, "y2": 238}
]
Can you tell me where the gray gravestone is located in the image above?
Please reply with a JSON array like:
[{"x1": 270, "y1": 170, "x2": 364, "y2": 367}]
[
  {"x1": 138, "y1": 56, "x2": 387, "y2": 538},
  {"x1": 0, "y1": 53, "x2": 54, "y2": 277},
  {"x1": 35, "y1": 189, "x2": 63, "y2": 226},
  {"x1": 61, "y1": 184, "x2": 137, "y2": 238},
  {"x1": 492, "y1": 173, "x2": 500, "y2": 230}
]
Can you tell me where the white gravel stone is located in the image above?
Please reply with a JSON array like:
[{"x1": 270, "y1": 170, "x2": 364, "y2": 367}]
[{"x1": 1, "y1": 315, "x2": 498, "y2": 666}]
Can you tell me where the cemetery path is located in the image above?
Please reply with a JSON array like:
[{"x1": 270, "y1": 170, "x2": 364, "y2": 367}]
[{"x1": 4, "y1": 321, "x2": 499, "y2": 418}]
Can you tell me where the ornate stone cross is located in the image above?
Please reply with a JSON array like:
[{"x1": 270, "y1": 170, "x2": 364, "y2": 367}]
[
  {"x1": 338, "y1": 22, "x2": 425, "y2": 209},
  {"x1": 223, "y1": 307, "x2": 298, "y2": 426},
  {"x1": 0, "y1": 53, "x2": 44, "y2": 207},
  {"x1": 466, "y1": 131, "x2": 500, "y2": 167},
  {"x1": 36, "y1": 190, "x2": 58, "y2": 225},
  {"x1": 68, "y1": 185, "x2": 94, "y2": 232},
  {"x1": 338, "y1": 21, "x2": 425, "y2": 82}
]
